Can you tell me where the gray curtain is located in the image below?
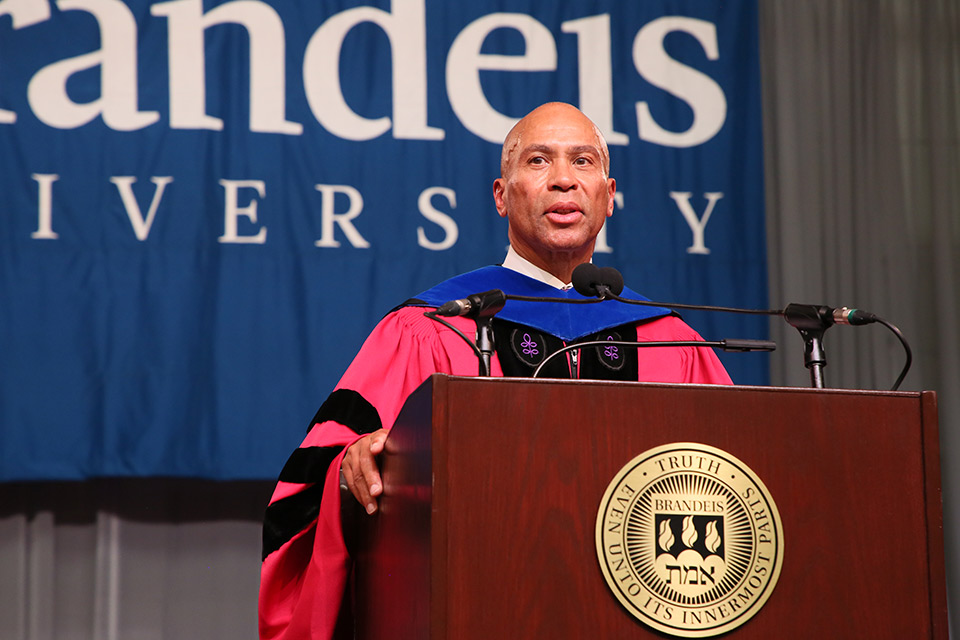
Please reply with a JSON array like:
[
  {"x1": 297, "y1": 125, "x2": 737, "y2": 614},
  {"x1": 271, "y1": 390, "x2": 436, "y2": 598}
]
[
  {"x1": 1, "y1": 2, "x2": 957, "y2": 637},
  {"x1": 0, "y1": 482, "x2": 271, "y2": 639},
  {"x1": 762, "y1": 0, "x2": 959, "y2": 632}
]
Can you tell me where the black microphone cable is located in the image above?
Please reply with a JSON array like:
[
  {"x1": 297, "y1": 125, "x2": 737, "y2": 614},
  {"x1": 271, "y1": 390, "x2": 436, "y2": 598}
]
[
  {"x1": 422, "y1": 310, "x2": 488, "y2": 375},
  {"x1": 532, "y1": 338, "x2": 777, "y2": 379}
]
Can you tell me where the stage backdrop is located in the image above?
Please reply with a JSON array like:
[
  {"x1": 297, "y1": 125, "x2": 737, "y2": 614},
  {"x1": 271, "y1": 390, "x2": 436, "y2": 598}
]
[{"x1": 0, "y1": 0, "x2": 766, "y2": 480}]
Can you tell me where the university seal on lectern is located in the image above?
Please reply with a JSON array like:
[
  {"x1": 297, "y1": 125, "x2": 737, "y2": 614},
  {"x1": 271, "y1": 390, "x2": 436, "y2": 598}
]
[{"x1": 595, "y1": 443, "x2": 783, "y2": 637}]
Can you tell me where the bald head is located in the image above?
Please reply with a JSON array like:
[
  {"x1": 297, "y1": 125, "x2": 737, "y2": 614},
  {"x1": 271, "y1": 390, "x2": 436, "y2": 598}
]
[
  {"x1": 492, "y1": 101, "x2": 617, "y2": 284},
  {"x1": 500, "y1": 102, "x2": 610, "y2": 179}
]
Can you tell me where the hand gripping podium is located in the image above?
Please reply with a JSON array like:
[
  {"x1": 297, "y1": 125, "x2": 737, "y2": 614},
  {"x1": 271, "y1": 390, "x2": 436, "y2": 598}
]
[{"x1": 349, "y1": 375, "x2": 946, "y2": 639}]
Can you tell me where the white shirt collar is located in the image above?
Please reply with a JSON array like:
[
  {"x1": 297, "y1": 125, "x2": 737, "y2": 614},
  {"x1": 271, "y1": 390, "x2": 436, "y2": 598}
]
[{"x1": 502, "y1": 246, "x2": 577, "y2": 290}]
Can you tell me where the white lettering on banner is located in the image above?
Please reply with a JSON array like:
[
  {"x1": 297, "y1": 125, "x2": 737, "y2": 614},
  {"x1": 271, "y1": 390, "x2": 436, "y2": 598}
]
[
  {"x1": 417, "y1": 187, "x2": 458, "y2": 251},
  {"x1": 151, "y1": 0, "x2": 301, "y2": 134},
  {"x1": 0, "y1": 0, "x2": 50, "y2": 27},
  {"x1": 26, "y1": 0, "x2": 159, "y2": 130},
  {"x1": 560, "y1": 14, "x2": 628, "y2": 146},
  {"x1": 314, "y1": 184, "x2": 370, "y2": 249},
  {"x1": 670, "y1": 191, "x2": 723, "y2": 255},
  {"x1": 219, "y1": 179, "x2": 268, "y2": 244},
  {"x1": 633, "y1": 17, "x2": 727, "y2": 147},
  {"x1": 446, "y1": 13, "x2": 557, "y2": 144},
  {"x1": 16, "y1": 175, "x2": 730, "y2": 256},
  {"x1": 0, "y1": 0, "x2": 51, "y2": 123},
  {"x1": 31, "y1": 173, "x2": 59, "y2": 239},
  {"x1": 1, "y1": 5, "x2": 729, "y2": 146},
  {"x1": 110, "y1": 176, "x2": 174, "y2": 241},
  {"x1": 303, "y1": 0, "x2": 442, "y2": 141},
  {"x1": 594, "y1": 191, "x2": 625, "y2": 255}
]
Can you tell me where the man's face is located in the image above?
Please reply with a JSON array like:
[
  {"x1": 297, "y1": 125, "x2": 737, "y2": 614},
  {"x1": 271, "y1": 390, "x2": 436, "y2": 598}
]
[{"x1": 493, "y1": 105, "x2": 616, "y2": 271}]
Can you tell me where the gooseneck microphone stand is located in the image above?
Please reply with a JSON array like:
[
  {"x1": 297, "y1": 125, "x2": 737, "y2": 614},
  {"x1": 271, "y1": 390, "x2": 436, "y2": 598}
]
[
  {"x1": 781, "y1": 304, "x2": 831, "y2": 388},
  {"x1": 474, "y1": 311, "x2": 500, "y2": 377},
  {"x1": 426, "y1": 289, "x2": 507, "y2": 376}
]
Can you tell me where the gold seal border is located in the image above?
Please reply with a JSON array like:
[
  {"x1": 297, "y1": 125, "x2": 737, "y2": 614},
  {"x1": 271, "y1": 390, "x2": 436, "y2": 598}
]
[{"x1": 595, "y1": 442, "x2": 784, "y2": 638}]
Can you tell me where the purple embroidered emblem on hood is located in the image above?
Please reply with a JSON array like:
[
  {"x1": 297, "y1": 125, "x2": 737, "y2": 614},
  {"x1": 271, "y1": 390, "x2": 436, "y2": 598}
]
[
  {"x1": 510, "y1": 328, "x2": 546, "y2": 367},
  {"x1": 597, "y1": 332, "x2": 625, "y2": 371}
]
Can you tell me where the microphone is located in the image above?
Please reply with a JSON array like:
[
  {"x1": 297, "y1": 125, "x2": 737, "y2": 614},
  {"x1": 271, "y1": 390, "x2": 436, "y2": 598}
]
[
  {"x1": 574, "y1": 266, "x2": 882, "y2": 331},
  {"x1": 572, "y1": 263, "x2": 623, "y2": 298},
  {"x1": 782, "y1": 303, "x2": 878, "y2": 328},
  {"x1": 435, "y1": 289, "x2": 507, "y2": 318},
  {"x1": 567, "y1": 266, "x2": 901, "y2": 389}
]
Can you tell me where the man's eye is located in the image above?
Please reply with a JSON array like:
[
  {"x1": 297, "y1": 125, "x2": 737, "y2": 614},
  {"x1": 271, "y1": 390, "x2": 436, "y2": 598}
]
[
  {"x1": 574, "y1": 157, "x2": 591, "y2": 166},
  {"x1": 529, "y1": 156, "x2": 546, "y2": 165}
]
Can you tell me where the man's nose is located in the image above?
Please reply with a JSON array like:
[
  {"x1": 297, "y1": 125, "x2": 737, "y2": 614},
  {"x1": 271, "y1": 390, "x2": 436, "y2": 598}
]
[{"x1": 549, "y1": 163, "x2": 577, "y2": 191}]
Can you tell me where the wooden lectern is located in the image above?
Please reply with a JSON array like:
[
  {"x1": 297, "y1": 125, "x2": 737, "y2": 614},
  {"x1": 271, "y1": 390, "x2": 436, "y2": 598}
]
[{"x1": 350, "y1": 375, "x2": 946, "y2": 639}]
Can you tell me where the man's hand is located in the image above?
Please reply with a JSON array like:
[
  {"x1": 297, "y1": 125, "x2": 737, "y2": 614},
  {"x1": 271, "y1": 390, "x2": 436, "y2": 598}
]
[{"x1": 341, "y1": 428, "x2": 389, "y2": 514}]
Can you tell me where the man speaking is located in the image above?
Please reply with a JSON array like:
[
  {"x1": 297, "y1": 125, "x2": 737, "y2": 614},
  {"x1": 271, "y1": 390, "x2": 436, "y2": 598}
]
[{"x1": 258, "y1": 102, "x2": 731, "y2": 639}]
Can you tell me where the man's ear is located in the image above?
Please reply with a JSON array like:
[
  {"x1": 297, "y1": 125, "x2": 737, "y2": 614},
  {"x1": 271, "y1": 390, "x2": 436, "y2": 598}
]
[
  {"x1": 606, "y1": 178, "x2": 616, "y2": 217},
  {"x1": 493, "y1": 178, "x2": 508, "y2": 218}
]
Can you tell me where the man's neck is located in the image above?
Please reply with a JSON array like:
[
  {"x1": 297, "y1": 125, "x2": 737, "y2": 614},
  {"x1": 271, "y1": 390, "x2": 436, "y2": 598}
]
[{"x1": 502, "y1": 246, "x2": 586, "y2": 290}]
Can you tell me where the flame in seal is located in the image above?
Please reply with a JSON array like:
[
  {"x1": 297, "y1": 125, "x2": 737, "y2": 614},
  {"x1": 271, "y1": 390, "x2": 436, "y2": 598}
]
[
  {"x1": 704, "y1": 520, "x2": 722, "y2": 554},
  {"x1": 658, "y1": 519, "x2": 675, "y2": 552},
  {"x1": 681, "y1": 515, "x2": 698, "y2": 548}
]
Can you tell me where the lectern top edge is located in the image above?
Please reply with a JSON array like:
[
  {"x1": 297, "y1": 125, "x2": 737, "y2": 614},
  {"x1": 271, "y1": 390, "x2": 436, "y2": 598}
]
[{"x1": 432, "y1": 373, "x2": 931, "y2": 399}]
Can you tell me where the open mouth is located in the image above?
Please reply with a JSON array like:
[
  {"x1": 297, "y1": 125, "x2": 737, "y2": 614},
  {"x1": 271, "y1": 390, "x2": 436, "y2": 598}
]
[{"x1": 545, "y1": 203, "x2": 582, "y2": 222}]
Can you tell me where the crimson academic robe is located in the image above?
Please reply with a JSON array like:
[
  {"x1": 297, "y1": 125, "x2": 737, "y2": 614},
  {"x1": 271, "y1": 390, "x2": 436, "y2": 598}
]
[{"x1": 258, "y1": 267, "x2": 732, "y2": 640}]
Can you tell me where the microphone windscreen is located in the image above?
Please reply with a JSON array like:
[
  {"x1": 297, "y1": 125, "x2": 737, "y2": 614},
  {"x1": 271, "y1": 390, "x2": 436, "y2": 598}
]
[
  {"x1": 599, "y1": 266, "x2": 624, "y2": 295},
  {"x1": 572, "y1": 263, "x2": 601, "y2": 297}
]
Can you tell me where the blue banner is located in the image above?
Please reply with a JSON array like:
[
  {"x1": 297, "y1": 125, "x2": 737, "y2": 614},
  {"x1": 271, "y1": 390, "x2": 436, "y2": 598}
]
[{"x1": 0, "y1": 0, "x2": 766, "y2": 480}]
